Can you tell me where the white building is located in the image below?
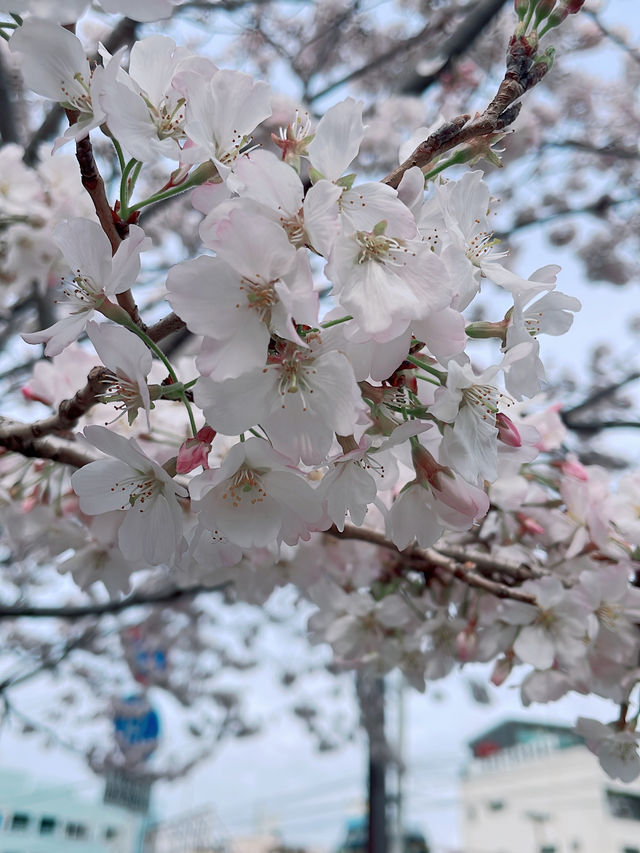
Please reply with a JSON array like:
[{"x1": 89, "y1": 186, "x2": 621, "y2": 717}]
[
  {"x1": 144, "y1": 807, "x2": 228, "y2": 853},
  {"x1": 461, "y1": 720, "x2": 640, "y2": 853},
  {"x1": 0, "y1": 768, "x2": 143, "y2": 853}
]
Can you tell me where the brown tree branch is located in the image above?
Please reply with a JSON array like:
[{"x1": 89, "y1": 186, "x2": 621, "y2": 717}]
[
  {"x1": 0, "y1": 416, "x2": 98, "y2": 467},
  {"x1": 543, "y1": 138, "x2": 640, "y2": 161},
  {"x1": 0, "y1": 367, "x2": 108, "y2": 442},
  {"x1": 327, "y1": 524, "x2": 537, "y2": 604},
  {"x1": 147, "y1": 311, "x2": 187, "y2": 343},
  {"x1": 562, "y1": 371, "x2": 640, "y2": 421},
  {"x1": 71, "y1": 127, "x2": 145, "y2": 330},
  {"x1": 0, "y1": 582, "x2": 225, "y2": 620},
  {"x1": 382, "y1": 28, "x2": 551, "y2": 189},
  {"x1": 401, "y1": 0, "x2": 509, "y2": 95},
  {"x1": 496, "y1": 195, "x2": 637, "y2": 240},
  {"x1": 584, "y1": 9, "x2": 640, "y2": 68},
  {"x1": 0, "y1": 48, "x2": 19, "y2": 146}
]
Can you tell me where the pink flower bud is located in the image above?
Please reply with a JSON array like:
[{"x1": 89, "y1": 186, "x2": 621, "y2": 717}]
[
  {"x1": 456, "y1": 627, "x2": 478, "y2": 662},
  {"x1": 560, "y1": 458, "x2": 588, "y2": 481},
  {"x1": 176, "y1": 426, "x2": 216, "y2": 474},
  {"x1": 516, "y1": 512, "x2": 545, "y2": 536},
  {"x1": 496, "y1": 412, "x2": 522, "y2": 447},
  {"x1": 21, "y1": 385, "x2": 52, "y2": 406},
  {"x1": 491, "y1": 654, "x2": 514, "y2": 686}
]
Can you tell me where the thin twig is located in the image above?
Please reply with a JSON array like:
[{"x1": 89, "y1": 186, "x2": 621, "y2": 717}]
[
  {"x1": 328, "y1": 524, "x2": 537, "y2": 604},
  {"x1": 1, "y1": 367, "x2": 108, "y2": 441},
  {"x1": 0, "y1": 582, "x2": 226, "y2": 620},
  {"x1": 0, "y1": 416, "x2": 98, "y2": 467}
]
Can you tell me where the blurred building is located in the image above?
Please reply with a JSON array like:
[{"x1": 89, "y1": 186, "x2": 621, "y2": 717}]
[
  {"x1": 0, "y1": 768, "x2": 143, "y2": 852},
  {"x1": 335, "y1": 816, "x2": 430, "y2": 853},
  {"x1": 144, "y1": 808, "x2": 228, "y2": 853},
  {"x1": 461, "y1": 719, "x2": 640, "y2": 853}
]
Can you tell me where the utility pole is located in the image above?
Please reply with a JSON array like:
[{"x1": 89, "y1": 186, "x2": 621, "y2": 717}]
[
  {"x1": 390, "y1": 675, "x2": 405, "y2": 853},
  {"x1": 357, "y1": 673, "x2": 387, "y2": 853}
]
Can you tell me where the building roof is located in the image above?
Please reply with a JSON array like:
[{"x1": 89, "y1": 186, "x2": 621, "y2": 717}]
[{"x1": 468, "y1": 719, "x2": 584, "y2": 759}]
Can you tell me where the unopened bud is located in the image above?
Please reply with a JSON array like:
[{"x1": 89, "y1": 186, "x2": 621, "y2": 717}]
[
  {"x1": 491, "y1": 655, "x2": 514, "y2": 687},
  {"x1": 533, "y1": 0, "x2": 557, "y2": 27},
  {"x1": 465, "y1": 319, "x2": 508, "y2": 342},
  {"x1": 176, "y1": 425, "x2": 216, "y2": 474},
  {"x1": 514, "y1": 0, "x2": 530, "y2": 20},
  {"x1": 545, "y1": 7, "x2": 569, "y2": 29},
  {"x1": 563, "y1": 0, "x2": 585, "y2": 12},
  {"x1": 554, "y1": 457, "x2": 588, "y2": 481},
  {"x1": 516, "y1": 511, "x2": 545, "y2": 536},
  {"x1": 496, "y1": 412, "x2": 522, "y2": 447}
]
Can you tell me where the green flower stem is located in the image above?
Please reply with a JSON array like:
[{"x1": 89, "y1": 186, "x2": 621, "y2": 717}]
[
  {"x1": 111, "y1": 137, "x2": 126, "y2": 176},
  {"x1": 320, "y1": 314, "x2": 353, "y2": 329},
  {"x1": 422, "y1": 149, "x2": 468, "y2": 183},
  {"x1": 121, "y1": 318, "x2": 198, "y2": 437},
  {"x1": 523, "y1": 1, "x2": 536, "y2": 31},
  {"x1": 406, "y1": 354, "x2": 447, "y2": 384},
  {"x1": 416, "y1": 372, "x2": 440, "y2": 386},
  {"x1": 126, "y1": 161, "x2": 219, "y2": 215},
  {"x1": 119, "y1": 158, "x2": 142, "y2": 220}
]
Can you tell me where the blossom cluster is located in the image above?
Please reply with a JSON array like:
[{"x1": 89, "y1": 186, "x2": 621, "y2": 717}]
[{"x1": 2, "y1": 0, "x2": 639, "y2": 783}]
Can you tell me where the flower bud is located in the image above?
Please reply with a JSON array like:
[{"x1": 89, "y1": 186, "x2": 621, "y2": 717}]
[
  {"x1": 491, "y1": 654, "x2": 514, "y2": 687},
  {"x1": 516, "y1": 511, "x2": 545, "y2": 536},
  {"x1": 514, "y1": 0, "x2": 530, "y2": 21},
  {"x1": 176, "y1": 426, "x2": 216, "y2": 474},
  {"x1": 533, "y1": 0, "x2": 557, "y2": 28},
  {"x1": 496, "y1": 412, "x2": 522, "y2": 447},
  {"x1": 465, "y1": 319, "x2": 508, "y2": 343}
]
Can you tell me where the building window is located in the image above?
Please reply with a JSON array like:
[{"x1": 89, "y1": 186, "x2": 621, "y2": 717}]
[
  {"x1": 571, "y1": 843, "x2": 582, "y2": 851},
  {"x1": 39, "y1": 816, "x2": 56, "y2": 835},
  {"x1": 9, "y1": 812, "x2": 29, "y2": 831},
  {"x1": 607, "y1": 791, "x2": 640, "y2": 820},
  {"x1": 622, "y1": 847, "x2": 640, "y2": 853},
  {"x1": 540, "y1": 847, "x2": 557, "y2": 853},
  {"x1": 104, "y1": 826, "x2": 119, "y2": 840},
  {"x1": 488, "y1": 799, "x2": 505, "y2": 811},
  {"x1": 65, "y1": 822, "x2": 88, "y2": 840}
]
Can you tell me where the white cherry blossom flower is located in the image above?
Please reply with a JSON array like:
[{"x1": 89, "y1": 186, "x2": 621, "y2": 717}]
[
  {"x1": 224, "y1": 149, "x2": 343, "y2": 257},
  {"x1": 189, "y1": 438, "x2": 323, "y2": 549},
  {"x1": 576, "y1": 717, "x2": 640, "y2": 782},
  {"x1": 22, "y1": 218, "x2": 150, "y2": 356},
  {"x1": 176, "y1": 68, "x2": 271, "y2": 177},
  {"x1": 86, "y1": 321, "x2": 153, "y2": 428},
  {"x1": 167, "y1": 207, "x2": 317, "y2": 381},
  {"x1": 99, "y1": 36, "x2": 213, "y2": 163},
  {"x1": 195, "y1": 338, "x2": 368, "y2": 466},
  {"x1": 10, "y1": 20, "x2": 121, "y2": 150},
  {"x1": 430, "y1": 346, "x2": 532, "y2": 483},
  {"x1": 325, "y1": 221, "x2": 452, "y2": 340},
  {"x1": 416, "y1": 170, "x2": 507, "y2": 310},
  {"x1": 502, "y1": 577, "x2": 591, "y2": 671},
  {"x1": 306, "y1": 98, "x2": 365, "y2": 182},
  {"x1": 71, "y1": 425, "x2": 187, "y2": 566}
]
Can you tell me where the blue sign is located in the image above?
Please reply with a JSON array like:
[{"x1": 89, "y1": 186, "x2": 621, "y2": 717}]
[{"x1": 113, "y1": 694, "x2": 160, "y2": 759}]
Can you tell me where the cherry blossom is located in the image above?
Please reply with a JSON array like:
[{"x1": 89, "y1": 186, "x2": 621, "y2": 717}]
[
  {"x1": 71, "y1": 425, "x2": 187, "y2": 566},
  {"x1": 22, "y1": 218, "x2": 150, "y2": 356}
]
